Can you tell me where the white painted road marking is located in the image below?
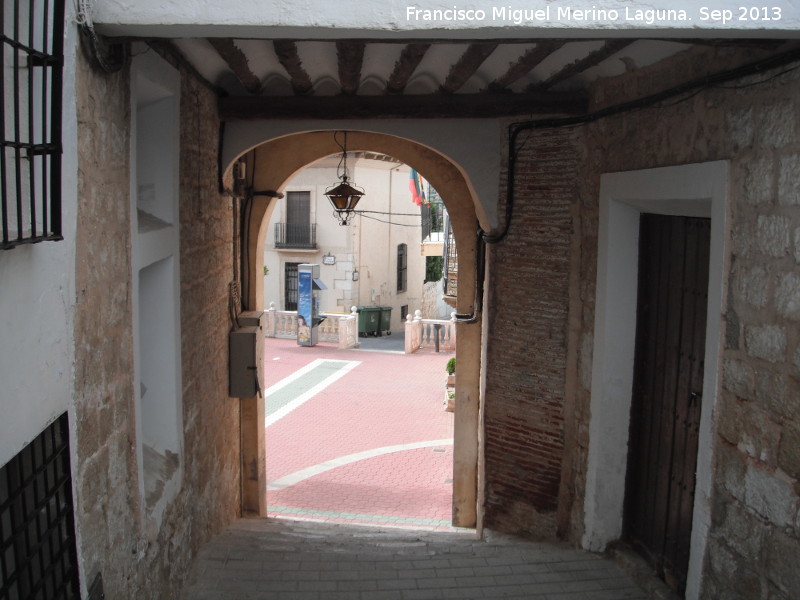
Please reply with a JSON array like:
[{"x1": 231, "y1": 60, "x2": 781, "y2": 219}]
[
  {"x1": 265, "y1": 358, "x2": 361, "y2": 427},
  {"x1": 267, "y1": 439, "x2": 454, "y2": 491}
]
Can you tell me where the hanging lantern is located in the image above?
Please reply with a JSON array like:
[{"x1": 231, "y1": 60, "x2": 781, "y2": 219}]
[{"x1": 324, "y1": 131, "x2": 364, "y2": 226}]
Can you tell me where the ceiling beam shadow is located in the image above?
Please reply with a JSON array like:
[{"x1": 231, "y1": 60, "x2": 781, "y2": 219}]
[
  {"x1": 337, "y1": 41, "x2": 366, "y2": 95},
  {"x1": 441, "y1": 43, "x2": 499, "y2": 94},
  {"x1": 273, "y1": 40, "x2": 314, "y2": 95},
  {"x1": 531, "y1": 39, "x2": 635, "y2": 91},
  {"x1": 489, "y1": 40, "x2": 566, "y2": 91},
  {"x1": 386, "y1": 43, "x2": 431, "y2": 94},
  {"x1": 207, "y1": 38, "x2": 262, "y2": 94}
]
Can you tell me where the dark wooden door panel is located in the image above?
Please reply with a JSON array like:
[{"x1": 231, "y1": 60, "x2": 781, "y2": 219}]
[{"x1": 624, "y1": 214, "x2": 711, "y2": 594}]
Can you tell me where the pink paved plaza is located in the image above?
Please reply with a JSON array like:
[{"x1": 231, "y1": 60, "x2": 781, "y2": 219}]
[{"x1": 263, "y1": 337, "x2": 456, "y2": 529}]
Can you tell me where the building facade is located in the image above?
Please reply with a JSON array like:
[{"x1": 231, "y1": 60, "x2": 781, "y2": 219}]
[{"x1": 262, "y1": 155, "x2": 429, "y2": 331}]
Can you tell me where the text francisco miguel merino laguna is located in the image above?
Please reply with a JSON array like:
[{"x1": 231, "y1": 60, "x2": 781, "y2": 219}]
[{"x1": 406, "y1": 5, "x2": 694, "y2": 25}]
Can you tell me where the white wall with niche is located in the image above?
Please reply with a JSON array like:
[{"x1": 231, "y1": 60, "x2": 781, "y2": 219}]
[{"x1": 130, "y1": 47, "x2": 183, "y2": 528}]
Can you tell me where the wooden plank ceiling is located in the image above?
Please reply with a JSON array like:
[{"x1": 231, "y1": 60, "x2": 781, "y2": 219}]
[{"x1": 159, "y1": 37, "x2": 786, "y2": 119}]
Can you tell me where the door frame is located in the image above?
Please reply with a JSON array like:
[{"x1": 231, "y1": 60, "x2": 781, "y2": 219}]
[{"x1": 583, "y1": 162, "x2": 728, "y2": 600}]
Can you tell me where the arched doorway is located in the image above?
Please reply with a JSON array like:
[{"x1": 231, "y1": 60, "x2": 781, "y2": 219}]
[{"x1": 226, "y1": 130, "x2": 483, "y2": 528}]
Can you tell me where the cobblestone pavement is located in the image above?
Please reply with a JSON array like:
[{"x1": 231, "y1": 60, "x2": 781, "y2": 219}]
[
  {"x1": 180, "y1": 518, "x2": 648, "y2": 600},
  {"x1": 264, "y1": 337, "x2": 455, "y2": 529}
]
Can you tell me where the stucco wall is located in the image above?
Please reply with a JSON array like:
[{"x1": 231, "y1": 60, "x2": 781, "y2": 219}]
[{"x1": 0, "y1": 2, "x2": 78, "y2": 469}]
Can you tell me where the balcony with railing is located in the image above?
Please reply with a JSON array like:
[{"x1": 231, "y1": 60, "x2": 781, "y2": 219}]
[
  {"x1": 274, "y1": 223, "x2": 317, "y2": 249},
  {"x1": 420, "y1": 192, "x2": 445, "y2": 257}
]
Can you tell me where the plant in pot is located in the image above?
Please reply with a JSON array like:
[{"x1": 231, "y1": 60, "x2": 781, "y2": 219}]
[
  {"x1": 446, "y1": 357, "x2": 456, "y2": 387},
  {"x1": 444, "y1": 357, "x2": 456, "y2": 412}
]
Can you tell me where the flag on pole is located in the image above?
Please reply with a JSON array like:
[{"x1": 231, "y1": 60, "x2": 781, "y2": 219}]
[{"x1": 409, "y1": 168, "x2": 427, "y2": 206}]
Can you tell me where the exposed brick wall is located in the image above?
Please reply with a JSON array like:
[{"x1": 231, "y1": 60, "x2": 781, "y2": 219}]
[
  {"x1": 571, "y1": 46, "x2": 800, "y2": 597},
  {"x1": 73, "y1": 44, "x2": 239, "y2": 599},
  {"x1": 483, "y1": 127, "x2": 579, "y2": 537}
]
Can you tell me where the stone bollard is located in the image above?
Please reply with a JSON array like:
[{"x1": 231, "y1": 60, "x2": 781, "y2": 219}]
[
  {"x1": 405, "y1": 310, "x2": 423, "y2": 353},
  {"x1": 265, "y1": 301, "x2": 277, "y2": 338}
]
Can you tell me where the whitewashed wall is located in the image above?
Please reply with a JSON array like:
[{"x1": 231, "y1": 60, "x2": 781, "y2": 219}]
[
  {"x1": 92, "y1": 1, "x2": 800, "y2": 37},
  {"x1": 0, "y1": 3, "x2": 78, "y2": 466}
]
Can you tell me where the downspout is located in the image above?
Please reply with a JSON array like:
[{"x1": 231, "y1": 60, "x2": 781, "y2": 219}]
[{"x1": 452, "y1": 119, "x2": 516, "y2": 324}]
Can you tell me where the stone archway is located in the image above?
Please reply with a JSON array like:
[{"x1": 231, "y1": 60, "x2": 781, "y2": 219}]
[{"x1": 228, "y1": 130, "x2": 483, "y2": 528}]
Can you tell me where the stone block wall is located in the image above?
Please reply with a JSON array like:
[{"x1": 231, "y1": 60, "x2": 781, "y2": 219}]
[
  {"x1": 481, "y1": 42, "x2": 799, "y2": 596},
  {"x1": 73, "y1": 43, "x2": 239, "y2": 599},
  {"x1": 572, "y1": 46, "x2": 800, "y2": 598},
  {"x1": 74, "y1": 43, "x2": 140, "y2": 599}
]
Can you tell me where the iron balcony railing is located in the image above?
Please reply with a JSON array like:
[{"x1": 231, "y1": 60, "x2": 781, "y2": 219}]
[
  {"x1": 442, "y1": 215, "x2": 458, "y2": 298},
  {"x1": 420, "y1": 189, "x2": 444, "y2": 242},
  {"x1": 274, "y1": 222, "x2": 317, "y2": 249}
]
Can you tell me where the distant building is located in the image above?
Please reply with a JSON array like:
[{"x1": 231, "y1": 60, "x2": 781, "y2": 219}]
[{"x1": 263, "y1": 154, "x2": 443, "y2": 331}]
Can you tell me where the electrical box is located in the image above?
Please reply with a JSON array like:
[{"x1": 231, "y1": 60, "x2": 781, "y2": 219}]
[
  {"x1": 229, "y1": 311, "x2": 266, "y2": 397},
  {"x1": 238, "y1": 310, "x2": 266, "y2": 329}
]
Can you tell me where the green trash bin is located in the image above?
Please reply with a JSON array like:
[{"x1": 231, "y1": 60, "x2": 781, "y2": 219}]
[
  {"x1": 357, "y1": 306, "x2": 380, "y2": 337},
  {"x1": 379, "y1": 306, "x2": 392, "y2": 336}
]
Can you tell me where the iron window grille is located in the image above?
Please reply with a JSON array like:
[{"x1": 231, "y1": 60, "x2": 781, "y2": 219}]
[
  {"x1": 397, "y1": 243, "x2": 407, "y2": 293},
  {"x1": 1, "y1": 0, "x2": 65, "y2": 250},
  {"x1": 0, "y1": 413, "x2": 80, "y2": 599}
]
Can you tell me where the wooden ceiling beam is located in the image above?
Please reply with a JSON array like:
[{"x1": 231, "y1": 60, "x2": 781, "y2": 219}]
[
  {"x1": 207, "y1": 38, "x2": 261, "y2": 94},
  {"x1": 490, "y1": 40, "x2": 566, "y2": 91},
  {"x1": 441, "y1": 43, "x2": 498, "y2": 94},
  {"x1": 386, "y1": 43, "x2": 430, "y2": 94},
  {"x1": 219, "y1": 90, "x2": 587, "y2": 120},
  {"x1": 273, "y1": 40, "x2": 314, "y2": 95},
  {"x1": 337, "y1": 41, "x2": 366, "y2": 95},
  {"x1": 531, "y1": 39, "x2": 634, "y2": 91}
]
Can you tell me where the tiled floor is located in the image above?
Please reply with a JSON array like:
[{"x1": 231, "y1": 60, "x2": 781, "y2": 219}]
[{"x1": 264, "y1": 337, "x2": 455, "y2": 529}]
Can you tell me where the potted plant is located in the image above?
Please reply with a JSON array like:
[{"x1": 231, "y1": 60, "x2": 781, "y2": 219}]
[
  {"x1": 444, "y1": 389, "x2": 455, "y2": 412},
  {"x1": 446, "y1": 357, "x2": 456, "y2": 387},
  {"x1": 444, "y1": 357, "x2": 456, "y2": 412}
]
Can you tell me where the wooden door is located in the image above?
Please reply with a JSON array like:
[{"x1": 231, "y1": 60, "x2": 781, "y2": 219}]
[{"x1": 624, "y1": 214, "x2": 711, "y2": 594}]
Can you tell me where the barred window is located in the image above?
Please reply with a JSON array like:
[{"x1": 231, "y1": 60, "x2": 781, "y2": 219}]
[
  {"x1": 0, "y1": 413, "x2": 80, "y2": 599},
  {"x1": 397, "y1": 243, "x2": 407, "y2": 293},
  {"x1": 1, "y1": 0, "x2": 65, "y2": 250}
]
